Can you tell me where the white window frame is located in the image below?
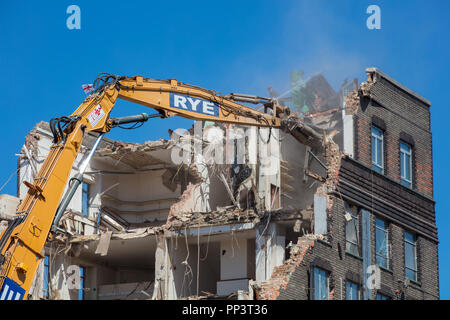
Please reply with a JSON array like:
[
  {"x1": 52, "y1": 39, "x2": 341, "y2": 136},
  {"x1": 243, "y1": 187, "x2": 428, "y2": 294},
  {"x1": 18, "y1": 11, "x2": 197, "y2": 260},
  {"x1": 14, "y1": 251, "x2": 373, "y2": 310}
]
[
  {"x1": 400, "y1": 142, "x2": 412, "y2": 188},
  {"x1": 371, "y1": 126, "x2": 384, "y2": 174}
]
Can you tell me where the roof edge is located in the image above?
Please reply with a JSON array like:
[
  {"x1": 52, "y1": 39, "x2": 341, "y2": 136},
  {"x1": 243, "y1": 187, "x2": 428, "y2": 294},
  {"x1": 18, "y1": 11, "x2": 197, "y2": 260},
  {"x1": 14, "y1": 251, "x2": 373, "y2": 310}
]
[{"x1": 365, "y1": 67, "x2": 431, "y2": 106}]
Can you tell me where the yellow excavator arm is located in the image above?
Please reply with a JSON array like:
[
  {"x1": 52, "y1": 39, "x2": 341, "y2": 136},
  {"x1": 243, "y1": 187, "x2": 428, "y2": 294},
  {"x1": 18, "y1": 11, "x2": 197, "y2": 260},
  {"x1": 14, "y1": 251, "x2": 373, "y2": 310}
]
[{"x1": 0, "y1": 74, "x2": 291, "y2": 300}]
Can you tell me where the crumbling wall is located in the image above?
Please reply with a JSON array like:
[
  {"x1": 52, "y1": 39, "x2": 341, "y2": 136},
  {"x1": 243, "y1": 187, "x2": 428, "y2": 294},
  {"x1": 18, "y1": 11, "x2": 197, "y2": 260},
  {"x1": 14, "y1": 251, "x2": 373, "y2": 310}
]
[
  {"x1": 344, "y1": 90, "x2": 360, "y2": 115},
  {"x1": 254, "y1": 234, "x2": 323, "y2": 300}
]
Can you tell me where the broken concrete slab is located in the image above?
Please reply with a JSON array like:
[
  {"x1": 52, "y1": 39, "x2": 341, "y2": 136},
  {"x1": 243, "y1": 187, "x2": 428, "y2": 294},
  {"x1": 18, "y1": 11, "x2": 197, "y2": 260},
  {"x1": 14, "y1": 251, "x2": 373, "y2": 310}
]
[
  {"x1": 0, "y1": 194, "x2": 20, "y2": 220},
  {"x1": 95, "y1": 230, "x2": 112, "y2": 256}
]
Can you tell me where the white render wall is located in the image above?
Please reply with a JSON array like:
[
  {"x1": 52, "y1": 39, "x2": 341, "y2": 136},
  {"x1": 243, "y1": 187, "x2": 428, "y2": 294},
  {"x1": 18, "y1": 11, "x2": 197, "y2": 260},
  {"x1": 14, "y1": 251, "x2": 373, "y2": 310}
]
[
  {"x1": 255, "y1": 223, "x2": 285, "y2": 282},
  {"x1": 220, "y1": 237, "x2": 248, "y2": 280},
  {"x1": 342, "y1": 110, "x2": 354, "y2": 157}
]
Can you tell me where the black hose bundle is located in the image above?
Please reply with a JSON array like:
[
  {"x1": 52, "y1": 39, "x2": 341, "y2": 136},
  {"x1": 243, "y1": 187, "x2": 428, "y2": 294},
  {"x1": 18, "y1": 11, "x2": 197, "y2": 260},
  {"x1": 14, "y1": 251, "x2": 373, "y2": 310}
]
[
  {"x1": 49, "y1": 115, "x2": 81, "y2": 144},
  {"x1": 92, "y1": 73, "x2": 124, "y2": 94},
  {"x1": 0, "y1": 215, "x2": 26, "y2": 265}
]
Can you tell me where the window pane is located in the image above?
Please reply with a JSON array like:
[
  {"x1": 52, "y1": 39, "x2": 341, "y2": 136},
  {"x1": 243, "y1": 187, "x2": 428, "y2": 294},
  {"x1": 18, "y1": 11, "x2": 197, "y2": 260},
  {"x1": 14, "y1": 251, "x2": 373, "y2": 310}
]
[
  {"x1": 376, "y1": 217, "x2": 386, "y2": 229},
  {"x1": 376, "y1": 138, "x2": 383, "y2": 166},
  {"x1": 345, "y1": 203, "x2": 360, "y2": 256},
  {"x1": 346, "y1": 282, "x2": 359, "y2": 300},
  {"x1": 400, "y1": 142, "x2": 412, "y2": 186},
  {"x1": 404, "y1": 232, "x2": 417, "y2": 281},
  {"x1": 346, "y1": 220, "x2": 357, "y2": 242},
  {"x1": 400, "y1": 142, "x2": 410, "y2": 153},
  {"x1": 371, "y1": 126, "x2": 383, "y2": 172},
  {"x1": 346, "y1": 282, "x2": 351, "y2": 300},
  {"x1": 405, "y1": 243, "x2": 415, "y2": 269},
  {"x1": 319, "y1": 269, "x2": 328, "y2": 300},
  {"x1": 376, "y1": 293, "x2": 388, "y2": 300},
  {"x1": 376, "y1": 229, "x2": 387, "y2": 255},
  {"x1": 372, "y1": 135, "x2": 377, "y2": 163},
  {"x1": 400, "y1": 151, "x2": 405, "y2": 177},
  {"x1": 376, "y1": 256, "x2": 387, "y2": 268},
  {"x1": 405, "y1": 231, "x2": 414, "y2": 243},
  {"x1": 406, "y1": 269, "x2": 416, "y2": 281},
  {"x1": 314, "y1": 268, "x2": 329, "y2": 300},
  {"x1": 347, "y1": 243, "x2": 359, "y2": 256},
  {"x1": 314, "y1": 268, "x2": 320, "y2": 299},
  {"x1": 376, "y1": 218, "x2": 389, "y2": 268},
  {"x1": 405, "y1": 153, "x2": 411, "y2": 180},
  {"x1": 372, "y1": 126, "x2": 382, "y2": 138}
]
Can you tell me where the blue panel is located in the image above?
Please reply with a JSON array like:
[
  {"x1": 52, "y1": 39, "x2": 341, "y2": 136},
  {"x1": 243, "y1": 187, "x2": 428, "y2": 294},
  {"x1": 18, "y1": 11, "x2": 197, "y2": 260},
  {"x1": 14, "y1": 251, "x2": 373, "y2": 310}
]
[
  {"x1": 0, "y1": 277, "x2": 25, "y2": 300},
  {"x1": 170, "y1": 93, "x2": 219, "y2": 117}
]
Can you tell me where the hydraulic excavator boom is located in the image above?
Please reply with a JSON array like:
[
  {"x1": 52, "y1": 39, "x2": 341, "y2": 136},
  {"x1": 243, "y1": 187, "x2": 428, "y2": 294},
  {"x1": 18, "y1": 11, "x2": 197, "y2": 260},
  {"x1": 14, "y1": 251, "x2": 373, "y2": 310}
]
[{"x1": 0, "y1": 73, "x2": 291, "y2": 300}]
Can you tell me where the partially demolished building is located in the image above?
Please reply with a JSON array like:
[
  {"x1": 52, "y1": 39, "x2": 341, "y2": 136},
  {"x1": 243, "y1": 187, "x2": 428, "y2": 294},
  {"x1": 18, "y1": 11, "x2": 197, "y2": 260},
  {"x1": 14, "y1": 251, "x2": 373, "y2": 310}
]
[{"x1": 3, "y1": 67, "x2": 438, "y2": 300}]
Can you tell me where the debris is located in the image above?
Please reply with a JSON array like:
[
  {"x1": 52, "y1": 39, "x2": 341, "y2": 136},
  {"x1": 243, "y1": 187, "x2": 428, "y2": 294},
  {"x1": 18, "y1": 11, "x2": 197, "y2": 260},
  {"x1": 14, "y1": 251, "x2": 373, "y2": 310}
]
[
  {"x1": 95, "y1": 230, "x2": 112, "y2": 256},
  {"x1": 16, "y1": 69, "x2": 399, "y2": 302}
]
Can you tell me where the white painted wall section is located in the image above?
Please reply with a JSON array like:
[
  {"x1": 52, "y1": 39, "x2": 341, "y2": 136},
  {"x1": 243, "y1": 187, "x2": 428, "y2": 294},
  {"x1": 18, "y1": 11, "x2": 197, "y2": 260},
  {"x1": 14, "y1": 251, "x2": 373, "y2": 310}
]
[
  {"x1": 314, "y1": 194, "x2": 327, "y2": 235},
  {"x1": 343, "y1": 110, "x2": 354, "y2": 157},
  {"x1": 220, "y1": 237, "x2": 248, "y2": 280}
]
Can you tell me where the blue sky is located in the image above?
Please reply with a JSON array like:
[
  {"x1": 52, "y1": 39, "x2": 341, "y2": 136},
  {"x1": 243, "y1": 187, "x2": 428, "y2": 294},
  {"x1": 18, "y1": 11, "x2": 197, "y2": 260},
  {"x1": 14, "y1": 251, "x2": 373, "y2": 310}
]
[{"x1": 0, "y1": 1, "x2": 448, "y2": 298}]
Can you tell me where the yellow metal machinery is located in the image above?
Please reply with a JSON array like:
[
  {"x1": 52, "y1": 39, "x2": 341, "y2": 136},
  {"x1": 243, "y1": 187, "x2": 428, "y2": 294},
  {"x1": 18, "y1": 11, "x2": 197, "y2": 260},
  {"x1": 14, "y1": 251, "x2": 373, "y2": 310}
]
[{"x1": 0, "y1": 73, "x2": 291, "y2": 300}]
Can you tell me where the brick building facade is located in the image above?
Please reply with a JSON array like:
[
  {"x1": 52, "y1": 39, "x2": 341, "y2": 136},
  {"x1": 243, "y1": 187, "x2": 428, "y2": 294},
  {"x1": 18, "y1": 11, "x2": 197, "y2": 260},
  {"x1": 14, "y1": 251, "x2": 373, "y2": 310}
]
[{"x1": 257, "y1": 68, "x2": 439, "y2": 300}]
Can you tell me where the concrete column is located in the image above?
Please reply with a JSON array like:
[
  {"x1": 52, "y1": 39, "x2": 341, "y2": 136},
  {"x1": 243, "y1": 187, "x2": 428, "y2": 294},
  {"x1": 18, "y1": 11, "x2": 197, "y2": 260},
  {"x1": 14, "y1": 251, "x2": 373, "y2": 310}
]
[
  {"x1": 153, "y1": 234, "x2": 166, "y2": 300},
  {"x1": 165, "y1": 236, "x2": 190, "y2": 299},
  {"x1": 256, "y1": 223, "x2": 285, "y2": 282},
  {"x1": 270, "y1": 225, "x2": 286, "y2": 273},
  {"x1": 255, "y1": 224, "x2": 267, "y2": 282}
]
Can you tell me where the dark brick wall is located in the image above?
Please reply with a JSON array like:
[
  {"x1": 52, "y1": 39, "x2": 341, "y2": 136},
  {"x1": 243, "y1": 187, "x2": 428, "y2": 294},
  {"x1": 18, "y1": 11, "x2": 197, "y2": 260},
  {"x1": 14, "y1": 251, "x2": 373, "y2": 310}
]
[
  {"x1": 355, "y1": 77, "x2": 433, "y2": 198},
  {"x1": 276, "y1": 197, "x2": 439, "y2": 300},
  {"x1": 338, "y1": 158, "x2": 437, "y2": 241},
  {"x1": 368, "y1": 215, "x2": 439, "y2": 300}
]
